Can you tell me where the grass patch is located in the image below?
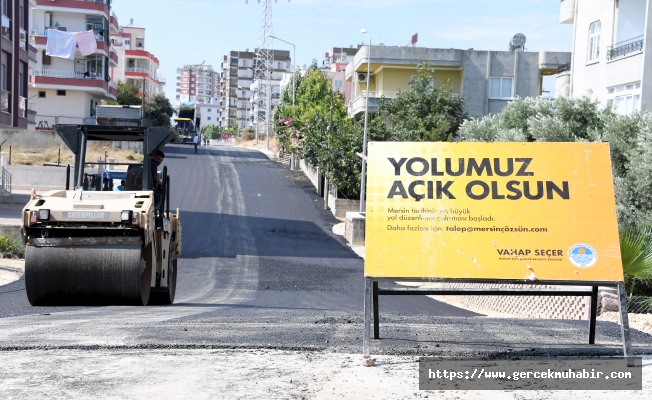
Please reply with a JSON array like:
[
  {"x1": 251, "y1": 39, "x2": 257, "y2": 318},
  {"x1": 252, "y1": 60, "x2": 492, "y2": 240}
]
[
  {"x1": 0, "y1": 235, "x2": 25, "y2": 259},
  {"x1": 9, "y1": 142, "x2": 143, "y2": 167}
]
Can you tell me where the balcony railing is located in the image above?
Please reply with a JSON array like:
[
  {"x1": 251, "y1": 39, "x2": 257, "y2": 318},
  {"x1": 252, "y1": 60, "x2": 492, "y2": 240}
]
[
  {"x1": 33, "y1": 69, "x2": 103, "y2": 80},
  {"x1": 1, "y1": 14, "x2": 11, "y2": 41},
  {"x1": 1, "y1": 90, "x2": 10, "y2": 114},
  {"x1": 557, "y1": 62, "x2": 571, "y2": 74},
  {"x1": 607, "y1": 35, "x2": 644, "y2": 61},
  {"x1": 31, "y1": 29, "x2": 46, "y2": 37},
  {"x1": 126, "y1": 67, "x2": 152, "y2": 77},
  {"x1": 19, "y1": 28, "x2": 27, "y2": 50},
  {"x1": 19, "y1": 97, "x2": 26, "y2": 118}
]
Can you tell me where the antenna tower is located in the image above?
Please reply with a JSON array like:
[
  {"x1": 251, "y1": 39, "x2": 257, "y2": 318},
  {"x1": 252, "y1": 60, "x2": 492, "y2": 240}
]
[{"x1": 253, "y1": 0, "x2": 275, "y2": 149}]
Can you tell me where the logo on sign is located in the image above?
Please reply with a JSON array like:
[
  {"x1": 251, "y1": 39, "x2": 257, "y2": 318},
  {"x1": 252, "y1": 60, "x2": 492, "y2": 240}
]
[{"x1": 568, "y1": 243, "x2": 598, "y2": 268}]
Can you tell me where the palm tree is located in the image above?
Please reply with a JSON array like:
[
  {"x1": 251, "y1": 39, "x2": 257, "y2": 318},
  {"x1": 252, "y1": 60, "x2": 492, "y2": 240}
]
[{"x1": 619, "y1": 226, "x2": 652, "y2": 300}]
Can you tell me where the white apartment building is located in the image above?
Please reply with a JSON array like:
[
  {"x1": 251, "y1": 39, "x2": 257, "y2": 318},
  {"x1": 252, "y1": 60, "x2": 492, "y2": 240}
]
[
  {"x1": 175, "y1": 64, "x2": 220, "y2": 108},
  {"x1": 558, "y1": 0, "x2": 649, "y2": 114},
  {"x1": 219, "y1": 49, "x2": 291, "y2": 130},
  {"x1": 196, "y1": 104, "x2": 219, "y2": 129},
  {"x1": 28, "y1": 0, "x2": 119, "y2": 129},
  {"x1": 110, "y1": 26, "x2": 165, "y2": 98}
]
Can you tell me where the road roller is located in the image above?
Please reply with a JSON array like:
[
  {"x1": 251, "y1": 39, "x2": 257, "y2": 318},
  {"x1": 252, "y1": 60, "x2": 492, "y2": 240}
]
[{"x1": 21, "y1": 125, "x2": 182, "y2": 306}]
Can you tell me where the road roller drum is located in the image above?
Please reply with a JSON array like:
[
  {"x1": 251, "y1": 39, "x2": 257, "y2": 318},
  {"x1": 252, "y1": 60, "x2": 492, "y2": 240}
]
[{"x1": 21, "y1": 125, "x2": 182, "y2": 307}]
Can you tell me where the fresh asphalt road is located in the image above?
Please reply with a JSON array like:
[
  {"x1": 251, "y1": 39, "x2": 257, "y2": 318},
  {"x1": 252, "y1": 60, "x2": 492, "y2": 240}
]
[{"x1": 0, "y1": 143, "x2": 650, "y2": 357}]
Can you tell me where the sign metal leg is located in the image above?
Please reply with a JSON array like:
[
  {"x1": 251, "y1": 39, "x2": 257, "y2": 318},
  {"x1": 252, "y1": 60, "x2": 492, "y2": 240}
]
[
  {"x1": 373, "y1": 281, "x2": 379, "y2": 339},
  {"x1": 363, "y1": 277, "x2": 372, "y2": 358},
  {"x1": 588, "y1": 286, "x2": 598, "y2": 344},
  {"x1": 616, "y1": 282, "x2": 633, "y2": 363}
]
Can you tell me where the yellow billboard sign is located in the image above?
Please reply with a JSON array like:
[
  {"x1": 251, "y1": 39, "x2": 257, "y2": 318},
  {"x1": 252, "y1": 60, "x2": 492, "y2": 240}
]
[{"x1": 364, "y1": 142, "x2": 623, "y2": 282}]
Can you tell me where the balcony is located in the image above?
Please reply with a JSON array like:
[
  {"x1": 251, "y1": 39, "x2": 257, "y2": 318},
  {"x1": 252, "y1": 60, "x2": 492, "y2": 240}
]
[
  {"x1": 31, "y1": 70, "x2": 113, "y2": 98},
  {"x1": 34, "y1": 69, "x2": 104, "y2": 80},
  {"x1": 1, "y1": 90, "x2": 9, "y2": 114},
  {"x1": 110, "y1": 47, "x2": 118, "y2": 65},
  {"x1": 557, "y1": 62, "x2": 571, "y2": 74},
  {"x1": 110, "y1": 12, "x2": 119, "y2": 33},
  {"x1": 607, "y1": 36, "x2": 644, "y2": 61},
  {"x1": 126, "y1": 67, "x2": 153, "y2": 79},
  {"x1": 2, "y1": 14, "x2": 11, "y2": 41},
  {"x1": 36, "y1": 0, "x2": 110, "y2": 17}
]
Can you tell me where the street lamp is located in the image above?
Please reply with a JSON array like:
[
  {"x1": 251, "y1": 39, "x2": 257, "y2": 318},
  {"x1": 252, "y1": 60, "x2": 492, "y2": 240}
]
[
  {"x1": 268, "y1": 34, "x2": 296, "y2": 107},
  {"x1": 360, "y1": 28, "x2": 371, "y2": 213},
  {"x1": 268, "y1": 33, "x2": 297, "y2": 169}
]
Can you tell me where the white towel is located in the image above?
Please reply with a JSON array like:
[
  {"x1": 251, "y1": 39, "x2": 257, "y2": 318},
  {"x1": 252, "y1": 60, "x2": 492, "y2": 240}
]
[
  {"x1": 74, "y1": 31, "x2": 97, "y2": 57},
  {"x1": 46, "y1": 29, "x2": 76, "y2": 60}
]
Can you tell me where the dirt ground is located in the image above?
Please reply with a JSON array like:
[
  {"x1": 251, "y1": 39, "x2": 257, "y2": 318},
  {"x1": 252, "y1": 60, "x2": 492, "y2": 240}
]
[{"x1": 0, "y1": 349, "x2": 649, "y2": 399}]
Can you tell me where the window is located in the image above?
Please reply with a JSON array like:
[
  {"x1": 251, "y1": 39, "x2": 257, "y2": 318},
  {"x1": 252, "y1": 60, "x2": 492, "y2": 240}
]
[
  {"x1": 19, "y1": 62, "x2": 25, "y2": 97},
  {"x1": 333, "y1": 80, "x2": 343, "y2": 89},
  {"x1": 231, "y1": 58, "x2": 239, "y2": 65},
  {"x1": 588, "y1": 21, "x2": 601, "y2": 62},
  {"x1": 57, "y1": 90, "x2": 66, "y2": 96},
  {"x1": 489, "y1": 77, "x2": 513, "y2": 99},
  {"x1": 182, "y1": 77, "x2": 188, "y2": 81},
  {"x1": 182, "y1": 90, "x2": 188, "y2": 94},
  {"x1": 182, "y1": 84, "x2": 188, "y2": 88},
  {"x1": 86, "y1": 16, "x2": 107, "y2": 37},
  {"x1": 207, "y1": 117, "x2": 211, "y2": 121},
  {"x1": 125, "y1": 39, "x2": 130, "y2": 45},
  {"x1": 38, "y1": 91, "x2": 46, "y2": 98},
  {"x1": 607, "y1": 82, "x2": 641, "y2": 115}
]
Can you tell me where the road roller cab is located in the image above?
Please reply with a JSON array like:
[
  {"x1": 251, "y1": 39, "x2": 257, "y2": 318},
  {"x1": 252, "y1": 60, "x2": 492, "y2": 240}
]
[{"x1": 21, "y1": 125, "x2": 182, "y2": 306}]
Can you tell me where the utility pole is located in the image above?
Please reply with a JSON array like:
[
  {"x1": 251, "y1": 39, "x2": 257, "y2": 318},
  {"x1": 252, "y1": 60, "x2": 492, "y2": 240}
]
[
  {"x1": 141, "y1": 77, "x2": 146, "y2": 126},
  {"x1": 324, "y1": 89, "x2": 334, "y2": 210},
  {"x1": 254, "y1": 0, "x2": 274, "y2": 151}
]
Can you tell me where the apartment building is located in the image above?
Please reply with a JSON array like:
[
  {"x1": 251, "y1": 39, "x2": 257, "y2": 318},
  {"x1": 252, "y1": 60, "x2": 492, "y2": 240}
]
[
  {"x1": 218, "y1": 50, "x2": 254, "y2": 129},
  {"x1": 319, "y1": 47, "x2": 356, "y2": 104},
  {"x1": 219, "y1": 49, "x2": 291, "y2": 130},
  {"x1": 195, "y1": 103, "x2": 219, "y2": 129},
  {"x1": 1, "y1": 0, "x2": 33, "y2": 129},
  {"x1": 111, "y1": 26, "x2": 164, "y2": 98},
  {"x1": 557, "y1": 0, "x2": 650, "y2": 114},
  {"x1": 345, "y1": 45, "x2": 571, "y2": 119},
  {"x1": 175, "y1": 64, "x2": 220, "y2": 108},
  {"x1": 28, "y1": 0, "x2": 118, "y2": 129}
]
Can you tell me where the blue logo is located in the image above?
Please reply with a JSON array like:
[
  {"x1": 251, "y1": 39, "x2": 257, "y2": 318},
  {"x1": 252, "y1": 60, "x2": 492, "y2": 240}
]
[{"x1": 568, "y1": 243, "x2": 598, "y2": 268}]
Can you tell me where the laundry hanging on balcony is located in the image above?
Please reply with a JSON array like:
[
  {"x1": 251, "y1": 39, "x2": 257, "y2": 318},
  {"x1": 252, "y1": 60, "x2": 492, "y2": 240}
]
[
  {"x1": 46, "y1": 29, "x2": 77, "y2": 60},
  {"x1": 46, "y1": 29, "x2": 98, "y2": 59},
  {"x1": 74, "y1": 31, "x2": 98, "y2": 57}
]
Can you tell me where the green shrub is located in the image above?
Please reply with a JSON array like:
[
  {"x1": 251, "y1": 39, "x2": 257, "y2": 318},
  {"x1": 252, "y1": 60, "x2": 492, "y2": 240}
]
[{"x1": 0, "y1": 235, "x2": 25, "y2": 258}]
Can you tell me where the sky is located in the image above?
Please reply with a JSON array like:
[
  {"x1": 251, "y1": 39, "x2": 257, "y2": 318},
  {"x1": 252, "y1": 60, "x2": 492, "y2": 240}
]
[{"x1": 111, "y1": 0, "x2": 574, "y2": 104}]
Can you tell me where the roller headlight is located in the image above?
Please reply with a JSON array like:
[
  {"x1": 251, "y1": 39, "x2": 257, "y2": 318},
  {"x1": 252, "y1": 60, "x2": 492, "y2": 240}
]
[
  {"x1": 121, "y1": 210, "x2": 132, "y2": 222},
  {"x1": 38, "y1": 209, "x2": 50, "y2": 221}
]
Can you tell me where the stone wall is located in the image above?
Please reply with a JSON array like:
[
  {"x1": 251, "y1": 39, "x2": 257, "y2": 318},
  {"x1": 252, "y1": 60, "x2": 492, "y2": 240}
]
[{"x1": 436, "y1": 282, "x2": 592, "y2": 320}]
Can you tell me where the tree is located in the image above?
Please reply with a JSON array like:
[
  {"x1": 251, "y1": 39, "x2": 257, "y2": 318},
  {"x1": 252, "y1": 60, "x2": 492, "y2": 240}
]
[
  {"x1": 202, "y1": 124, "x2": 220, "y2": 139},
  {"x1": 144, "y1": 93, "x2": 175, "y2": 127},
  {"x1": 376, "y1": 62, "x2": 468, "y2": 142},
  {"x1": 106, "y1": 81, "x2": 141, "y2": 106}
]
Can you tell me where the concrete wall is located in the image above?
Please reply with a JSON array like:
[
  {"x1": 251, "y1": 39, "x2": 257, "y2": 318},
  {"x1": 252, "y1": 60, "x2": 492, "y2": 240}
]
[
  {"x1": 5, "y1": 165, "x2": 76, "y2": 189},
  {"x1": 0, "y1": 130, "x2": 67, "y2": 149}
]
